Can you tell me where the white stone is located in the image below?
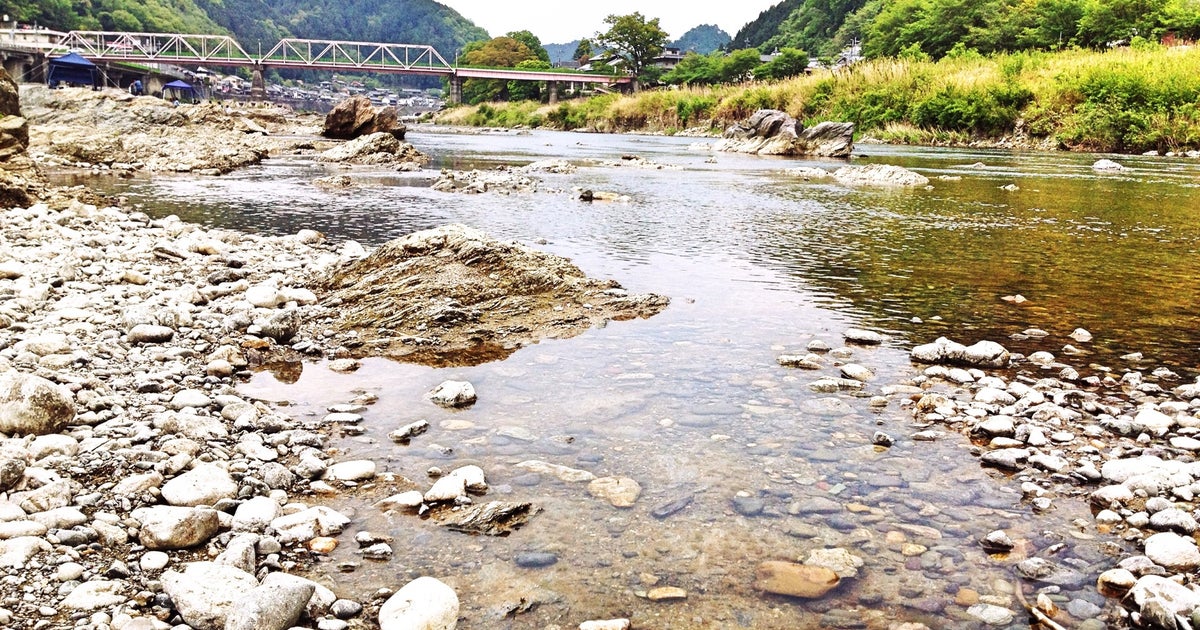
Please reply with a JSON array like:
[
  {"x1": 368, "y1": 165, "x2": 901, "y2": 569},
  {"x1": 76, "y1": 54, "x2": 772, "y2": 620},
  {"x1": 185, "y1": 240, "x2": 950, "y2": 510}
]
[
  {"x1": 232, "y1": 496, "x2": 282, "y2": 532},
  {"x1": 1145, "y1": 532, "x2": 1200, "y2": 571},
  {"x1": 450, "y1": 465, "x2": 487, "y2": 492},
  {"x1": 378, "y1": 576, "x2": 459, "y2": 630},
  {"x1": 61, "y1": 581, "x2": 127, "y2": 610},
  {"x1": 0, "y1": 372, "x2": 76, "y2": 435},
  {"x1": 269, "y1": 506, "x2": 351, "y2": 544},
  {"x1": 132, "y1": 506, "x2": 221, "y2": 550},
  {"x1": 170, "y1": 389, "x2": 211, "y2": 410},
  {"x1": 424, "y1": 475, "x2": 467, "y2": 503},
  {"x1": 323, "y1": 460, "x2": 377, "y2": 482},
  {"x1": 1133, "y1": 408, "x2": 1176, "y2": 437},
  {"x1": 162, "y1": 562, "x2": 258, "y2": 630},
  {"x1": 161, "y1": 464, "x2": 237, "y2": 507},
  {"x1": 428, "y1": 381, "x2": 476, "y2": 408},
  {"x1": 376, "y1": 491, "x2": 425, "y2": 511}
]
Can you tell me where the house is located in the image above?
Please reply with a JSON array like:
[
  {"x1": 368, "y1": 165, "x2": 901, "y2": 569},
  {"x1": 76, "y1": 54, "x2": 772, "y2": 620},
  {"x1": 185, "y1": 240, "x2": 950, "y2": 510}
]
[{"x1": 652, "y1": 47, "x2": 685, "y2": 70}]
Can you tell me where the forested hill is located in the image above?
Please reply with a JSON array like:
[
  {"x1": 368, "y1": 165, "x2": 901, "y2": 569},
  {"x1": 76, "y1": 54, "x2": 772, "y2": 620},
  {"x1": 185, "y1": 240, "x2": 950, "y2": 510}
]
[
  {"x1": 8, "y1": 0, "x2": 489, "y2": 57},
  {"x1": 732, "y1": 0, "x2": 1200, "y2": 59},
  {"x1": 671, "y1": 24, "x2": 732, "y2": 54}
]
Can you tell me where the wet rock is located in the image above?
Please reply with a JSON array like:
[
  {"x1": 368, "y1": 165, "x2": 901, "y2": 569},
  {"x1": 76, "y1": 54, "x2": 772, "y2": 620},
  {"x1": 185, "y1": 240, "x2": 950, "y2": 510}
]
[
  {"x1": 652, "y1": 493, "x2": 694, "y2": 519},
  {"x1": 323, "y1": 95, "x2": 406, "y2": 140},
  {"x1": 259, "y1": 308, "x2": 301, "y2": 344},
  {"x1": 579, "y1": 620, "x2": 631, "y2": 630},
  {"x1": 324, "y1": 460, "x2": 377, "y2": 483},
  {"x1": 588, "y1": 476, "x2": 642, "y2": 507},
  {"x1": 515, "y1": 552, "x2": 558, "y2": 568},
  {"x1": 755, "y1": 561, "x2": 840, "y2": 598},
  {"x1": 715, "y1": 110, "x2": 853, "y2": 157},
  {"x1": 1093, "y1": 159, "x2": 1126, "y2": 171},
  {"x1": 833, "y1": 164, "x2": 929, "y2": 187},
  {"x1": 732, "y1": 496, "x2": 766, "y2": 516},
  {"x1": 515, "y1": 460, "x2": 595, "y2": 482},
  {"x1": 872, "y1": 431, "x2": 894, "y2": 447},
  {"x1": 425, "y1": 474, "x2": 467, "y2": 503},
  {"x1": 966, "y1": 603, "x2": 1014, "y2": 626},
  {"x1": 647, "y1": 586, "x2": 688, "y2": 601},
  {"x1": 389, "y1": 420, "x2": 430, "y2": 442},
  {"x1": 805, "y1": 548, "x2": 864, "y2": 578},
  {"x1": 320, "y1": 224, "x2": 669, "y2": 364},
  {"x1": 981, "y1": 448, "x2": 1029, "y2": 470},
  {"x1": 442, "y1": 501, "x2": 539, "y2": 536},
  {"x1": 843, "y1": 328, "x2": 886, "y2": 344},
  {"x1": 0, "y1": 371, "x2": 76, "y2": 435},
  {"x1": 162, "y1": 562, "x2": 259, "y2": 630},
  {"x1": 1015, "y1": 557, "x2": 1087, "y2": 587},
  {"x1": 778, "y1": 353, "x2": 822, "y2": 369},
  {"x1": 269, "y1": 506, "x2": 351, "y2": 544},
  {"x1": 910, "y1": 337, "x2": 1010, "y2": 368},
  {"x1": 378, "y1": 576, "x2": 459, "y2": 630},
  {"x1": 318, "y1": 132, "x2": 427, "y2": 166},
  {"x1": 981, "y1": 530, "x2": 1014, "y2": 552},
  {"x1": 840, "y1": 363, "x2": 874, "y2": 381},
  {"x1": 428, "y1": 381, "x2": 477, "y2": 408}
]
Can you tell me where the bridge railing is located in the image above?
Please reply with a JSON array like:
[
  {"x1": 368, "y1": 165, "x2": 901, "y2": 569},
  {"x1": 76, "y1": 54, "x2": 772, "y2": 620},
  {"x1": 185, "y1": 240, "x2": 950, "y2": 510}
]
[
  {"x1": 58, "y1": 31, "x2": 255, "y2": 65},
  {"x1": 260, "y1": 39, "x2": 452, "y2": 73}
]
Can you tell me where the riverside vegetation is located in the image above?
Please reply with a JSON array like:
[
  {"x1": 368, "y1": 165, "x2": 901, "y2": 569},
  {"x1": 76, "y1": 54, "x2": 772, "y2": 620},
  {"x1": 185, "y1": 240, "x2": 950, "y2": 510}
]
[{"x1": 438, "y1": 44, "x2": 1200, "y2": 155}]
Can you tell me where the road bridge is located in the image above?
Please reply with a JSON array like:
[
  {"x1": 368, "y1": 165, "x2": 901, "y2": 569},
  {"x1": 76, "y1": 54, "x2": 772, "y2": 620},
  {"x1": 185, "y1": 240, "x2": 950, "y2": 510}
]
[{"x1": 53, "y1": 31, "x2": 630, "y2": 103}]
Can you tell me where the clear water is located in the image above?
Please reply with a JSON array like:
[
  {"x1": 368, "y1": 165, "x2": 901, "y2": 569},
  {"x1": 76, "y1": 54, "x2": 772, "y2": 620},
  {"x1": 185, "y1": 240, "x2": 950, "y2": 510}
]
[{"x1": 62, "y1": 130, "x2": 1200, "y2": 628}]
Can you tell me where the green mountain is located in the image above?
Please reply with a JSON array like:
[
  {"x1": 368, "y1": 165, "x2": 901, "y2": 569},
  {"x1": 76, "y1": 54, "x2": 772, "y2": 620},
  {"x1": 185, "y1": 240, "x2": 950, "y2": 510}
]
[
  {"x1": 731, "y1": 0, "x2": 1200, "y2": 60},
  {"x1": 544, "y1": 40, "x2": 582, "y2": 64},
  {"x1": 671, "y1": 24, "x2": 732, "y2": 54},
  {"x1": 9, "y1": 0, "x2": 488, "y2": 58}
]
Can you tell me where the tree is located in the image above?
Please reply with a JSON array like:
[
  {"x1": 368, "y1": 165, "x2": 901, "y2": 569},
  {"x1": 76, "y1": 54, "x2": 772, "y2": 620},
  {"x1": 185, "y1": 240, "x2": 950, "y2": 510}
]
[
  {"x1": 574, "y1": 38, "x2": 595, "y2": 63},
  {"x1": 753, "y1": 48, "x2": 810, "y2": 80},
  {"x1": 506, "y1": 30, "x2": 551, "y2": 64},
  {"x1": 719, "y1": 48, "x2": 763, "y2": 82},
  {"x1": 595, "y1": 12, "x2": 670, "y2": 76},
  {"x1": 508, "y1": 59, "x2": 552, "y2": 101},
  {"x1": 460, "y1": 36, "x2": 540, "y2": 104},
  {"x1": 662, "y1": 52, "x2": 723, "y2": 85}
]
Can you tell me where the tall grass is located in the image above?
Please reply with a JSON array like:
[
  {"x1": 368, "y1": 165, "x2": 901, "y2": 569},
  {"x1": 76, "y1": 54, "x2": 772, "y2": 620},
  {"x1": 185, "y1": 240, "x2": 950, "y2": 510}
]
[{"x1": 436, "y1": 46, "x2": 1200, "y2": 153}]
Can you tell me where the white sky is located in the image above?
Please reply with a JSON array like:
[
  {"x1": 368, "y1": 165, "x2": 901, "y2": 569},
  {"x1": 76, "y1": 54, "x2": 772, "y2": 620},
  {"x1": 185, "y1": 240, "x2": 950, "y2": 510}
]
[{"x1": 437, "y1": 0, "x2": 782, "y2": 44}]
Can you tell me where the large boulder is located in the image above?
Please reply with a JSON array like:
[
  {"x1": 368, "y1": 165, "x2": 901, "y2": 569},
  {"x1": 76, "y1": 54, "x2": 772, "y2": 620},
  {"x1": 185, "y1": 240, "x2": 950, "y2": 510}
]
[
  {"x1": 714, "y1": 110, "x2": 853, "y2": 157},
  {"x1": 161, "y1": 562, "x2": 259, "y2": 630},
  {"x1": 0, "y1": 68, "x2": 27, "y2": 161},
  {"x1": 318, "y1": 132, "x2": 428, "y2": 166},
  {"x1": 379, "y1": 576, "x2": 459, "y2": 630},
  {"x1": 0, "y1": 371, "x2": 76, "y2": 435},
  {"x1": 323, "y1": 95, "x2": 406, "y2": 140}
]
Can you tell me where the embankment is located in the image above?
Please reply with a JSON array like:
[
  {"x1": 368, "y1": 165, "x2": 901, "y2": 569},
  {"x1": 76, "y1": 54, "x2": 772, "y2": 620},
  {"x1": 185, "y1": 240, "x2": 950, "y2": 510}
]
[{"x1": 437, "y1": 46, "x2": 1200, "y2": 155}]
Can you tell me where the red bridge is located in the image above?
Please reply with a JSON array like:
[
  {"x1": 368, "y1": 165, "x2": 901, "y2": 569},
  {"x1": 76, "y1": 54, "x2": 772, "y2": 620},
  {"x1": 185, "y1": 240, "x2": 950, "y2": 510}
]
[{"x1": 55, "y1": 31, "x2": 631, "y2": 103}]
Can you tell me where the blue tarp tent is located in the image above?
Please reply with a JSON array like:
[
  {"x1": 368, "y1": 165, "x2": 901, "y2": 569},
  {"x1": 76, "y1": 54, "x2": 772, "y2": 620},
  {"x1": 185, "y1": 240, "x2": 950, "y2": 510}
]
[
  {"x1": 163, "y1": 80, "x2": 195, "y2": 101},
  {"x1": 48, "y1": 52, "x2": 99, "y2": 87}
]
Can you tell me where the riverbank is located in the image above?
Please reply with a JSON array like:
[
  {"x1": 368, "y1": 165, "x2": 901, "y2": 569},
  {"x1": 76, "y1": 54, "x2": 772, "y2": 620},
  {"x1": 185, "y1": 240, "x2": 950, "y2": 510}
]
[
  {"x1": 7, "y1": 77, "x2": 1200, "y2": 630},
  {"x1": 436, "y1": 45, "x2": 1200, "y2": 156}
]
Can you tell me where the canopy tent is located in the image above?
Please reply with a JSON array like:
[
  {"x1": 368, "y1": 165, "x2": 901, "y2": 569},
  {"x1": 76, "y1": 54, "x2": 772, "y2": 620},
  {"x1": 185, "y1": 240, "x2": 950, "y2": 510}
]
[
  {"x1": 163, "y1": 80, "x2": 196, "y2": 102},
  {"x1": 47, "y1": 52, "x2": 99, "y2": 87}
]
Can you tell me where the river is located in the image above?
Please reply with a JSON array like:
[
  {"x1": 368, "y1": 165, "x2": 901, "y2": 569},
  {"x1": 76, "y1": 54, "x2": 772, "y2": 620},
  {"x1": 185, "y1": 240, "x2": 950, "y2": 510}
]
[{"x1": 59, "y1": 130, "x2": 1200, "y2": 628}]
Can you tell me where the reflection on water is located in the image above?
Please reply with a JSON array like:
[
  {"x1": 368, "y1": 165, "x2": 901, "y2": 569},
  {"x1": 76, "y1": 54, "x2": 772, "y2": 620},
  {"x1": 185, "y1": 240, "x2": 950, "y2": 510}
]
[{"x1": 59, "y1": 131, "x2": 1200, "y2": 627}]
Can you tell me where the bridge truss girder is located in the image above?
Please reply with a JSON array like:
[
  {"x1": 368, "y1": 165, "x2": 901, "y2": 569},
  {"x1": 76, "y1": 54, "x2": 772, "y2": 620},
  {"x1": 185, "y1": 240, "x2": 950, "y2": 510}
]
[
  {"x1": 57, "y1": 31, "x2": 256, "y2": 65},
  {"x1": 260, "y1": 39, "x2": 452, "y2": 75}
]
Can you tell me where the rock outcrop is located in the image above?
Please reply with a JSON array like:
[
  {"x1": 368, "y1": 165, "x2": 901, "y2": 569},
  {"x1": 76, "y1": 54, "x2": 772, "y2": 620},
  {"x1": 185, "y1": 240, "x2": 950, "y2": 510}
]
[
  {"x1": 714, "y1": 110, "x2": 853, "y2": 157},
  {"x1": 832, "y1": 164, "x2": 930, "y2": 187},
  {"x1": 320, "y1": 224, "x2": 670, "y2": 365},
  {"x1": 22, "y1": 86, "x2": 314, "y2": 175},
  {"x1": 322, "y1": 95, "x2": 406, "y2": 140},
  {"x1": 317, "y1": 132, "x2": 428, "y2": 166},
  {"x1": 0, "y1": 68, "x2": 42, "y2": 208}
]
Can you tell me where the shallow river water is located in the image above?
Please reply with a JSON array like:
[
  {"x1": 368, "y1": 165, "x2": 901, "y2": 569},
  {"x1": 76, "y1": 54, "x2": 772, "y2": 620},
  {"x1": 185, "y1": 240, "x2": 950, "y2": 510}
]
[{"x1": 63, "y1": 131, "x2": 1200, "y2": 628}]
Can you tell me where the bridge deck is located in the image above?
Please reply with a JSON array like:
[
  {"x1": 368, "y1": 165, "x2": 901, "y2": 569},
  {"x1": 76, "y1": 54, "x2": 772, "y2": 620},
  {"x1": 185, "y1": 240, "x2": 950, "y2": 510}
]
[{"x1": 52, "y1": 30, "x2": 630, "y2": 84}]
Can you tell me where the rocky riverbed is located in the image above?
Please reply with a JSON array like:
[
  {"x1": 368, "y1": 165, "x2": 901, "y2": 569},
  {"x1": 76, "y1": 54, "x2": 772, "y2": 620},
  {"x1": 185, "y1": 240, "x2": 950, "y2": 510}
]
[{"x1": 7, "y1": 76, "x2": 1200, "y2": 630}]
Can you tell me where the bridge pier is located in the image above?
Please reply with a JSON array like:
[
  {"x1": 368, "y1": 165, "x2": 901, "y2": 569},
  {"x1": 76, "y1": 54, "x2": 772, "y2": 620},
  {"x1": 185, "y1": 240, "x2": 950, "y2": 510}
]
[
  {"x1": 448, "y1": 76, "x2": 463, "y2": 105},
  {"x1": 547, "y1": 81, "x2": 559, "y2": 105},
  {"x1": 250, "y1": 65, "x2": 266, "y2": 100}
]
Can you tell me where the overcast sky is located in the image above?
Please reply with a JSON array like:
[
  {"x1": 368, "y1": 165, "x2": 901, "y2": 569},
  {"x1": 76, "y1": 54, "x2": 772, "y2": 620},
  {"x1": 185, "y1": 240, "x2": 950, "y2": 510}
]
[{"x1": 437, "y1": 0, "x2": 781, "y2": 44}]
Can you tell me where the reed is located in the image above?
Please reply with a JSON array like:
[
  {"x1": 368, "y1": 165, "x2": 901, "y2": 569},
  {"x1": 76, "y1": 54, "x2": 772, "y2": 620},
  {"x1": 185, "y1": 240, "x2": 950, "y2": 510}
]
[{"x1": 437, "y1": 46, "x2": 1200, "y2": 153}]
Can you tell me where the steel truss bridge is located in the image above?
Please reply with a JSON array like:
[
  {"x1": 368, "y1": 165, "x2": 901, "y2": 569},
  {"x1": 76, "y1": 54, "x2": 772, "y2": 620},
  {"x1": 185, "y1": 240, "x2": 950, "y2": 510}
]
[{"x1": 54, "y1": 31, "x2": 630, "y2": 88}]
